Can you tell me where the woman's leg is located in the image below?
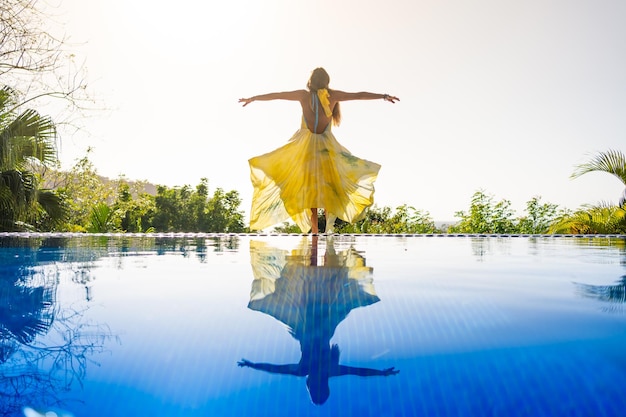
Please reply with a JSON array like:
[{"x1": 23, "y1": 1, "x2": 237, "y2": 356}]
[
  {"x1": 310, "y1": 208, "x2": 318, "y2": 234},
  {"x1": 325, "y1": 212, "x2": 336, "y2": 234}
]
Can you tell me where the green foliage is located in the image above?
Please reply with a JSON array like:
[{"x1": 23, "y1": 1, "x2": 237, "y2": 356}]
[
  {"x1": 572, "y1": 149, "x2": 626, "y2": 206},
  {"x1": 333, "y1": 205, "x2": 438, "y2": 234},
  {"x1": 555, "y1": 149, "x2": 626, "y2": 234},
  {"x1": 273, "y1": 222, "x2": 303, "y2": 233},
  {"x1": 0, "y1": 86, "x2": 66, "y2": 231},
  {"x1": 48, "y1": 170, "x2": 245, "y2": 233},
  {"x1": 272, "y1": 210, "x2": 331, "y2": 234},
  {"x1": 549, "y1": 205, "x2": 626, "y2": 234},
  {"x1": 151, "y1": 178, "x2": 246, "y2": 233},
  {"x1": 87, "y1": 203, "x2": 118, "y2": 233},
  {"x1": 30, "y1": 188, "x2": 67, "y2": 231},
  {"x1": 151, "y1": 185, "x2": 181, "y2": 232},
  {"x1": 45, "y1": 155, "x2": 157, "y2": 233},
  {"x1": 449, "y1": 191, "x2": 566, "y2": 234},
  {"x1": 271, "y1": 205, "x2": 438, "y2": 234},
  {"x1": 449, "y1": 191, "x2": 516, "y2": 234},
  {"x1": 16, "y1": 142, "x2": 625, "y2": 235},
  {"x1": 516, "y1": 196, "x2": 565, "y2": 234},
  {"x1": 112, "y1": 180, "x2": 155, "y2": 233},
  {"x1": 52, "y1": 151, "x2": 116, "y2": 232},
  {"x1": 204, "y1": 188, "x2": 246, "y2": 233}
]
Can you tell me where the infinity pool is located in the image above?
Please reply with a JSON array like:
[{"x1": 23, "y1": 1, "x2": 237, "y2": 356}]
[{"x1": 1, "y1": 234, "x2": 625, "y2": 416}]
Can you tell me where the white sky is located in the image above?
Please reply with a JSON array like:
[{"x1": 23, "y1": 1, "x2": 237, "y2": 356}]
[{"x1": 50, "y1": 0, "x2": 626, "y2": 222}]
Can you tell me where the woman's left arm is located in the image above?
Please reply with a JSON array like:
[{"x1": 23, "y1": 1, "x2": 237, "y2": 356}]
[{"x1": 330, "y1": 90, "x2": 400, "y2": 103}]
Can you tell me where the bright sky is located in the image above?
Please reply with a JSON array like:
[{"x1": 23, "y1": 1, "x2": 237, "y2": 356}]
[{"x1": 51, "y1": 0, "x2": 625, "y2": 222}]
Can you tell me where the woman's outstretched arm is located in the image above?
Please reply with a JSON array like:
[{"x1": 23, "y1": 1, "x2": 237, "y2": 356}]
[
  {"x1": 239, "y1": 90, "x2": 306, "y2": 107},
  {"x1": 335, "y1": 365, "x2": 399, "y2": 377},
  {"x1": 237, "y1": 358, "x2": 305, "y2": 376},
  {"x1": 330, "y1": 90, "x2": 400, "y2": 103}
]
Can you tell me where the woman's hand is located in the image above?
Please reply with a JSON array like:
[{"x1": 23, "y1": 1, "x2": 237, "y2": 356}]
[
  {"x1": 238, "y1": 358, "x2": 253, "y2": 367},
  {"x1": 382, "y1": 367, "x2": 399, "y2": 376},
  {"x1": 239, "y1": 97, "x2": 254, "y2": 107},
  {"x1": 383, "y1": 94, "x2": 400, "y2": 104}
]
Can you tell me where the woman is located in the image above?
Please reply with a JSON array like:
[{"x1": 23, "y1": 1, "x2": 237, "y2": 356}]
[{"x1": 240, "y1": 67, "x2": 399, "y2": 234}]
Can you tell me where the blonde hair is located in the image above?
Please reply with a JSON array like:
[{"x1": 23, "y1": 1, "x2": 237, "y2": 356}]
[{"x1": 307, "y1": 67, "x2": 341, "y2": 126}]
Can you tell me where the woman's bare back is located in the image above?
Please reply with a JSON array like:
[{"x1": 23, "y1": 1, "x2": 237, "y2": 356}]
[{"x1": 298, "y1": 90, "x2": 335, "y2": 134}]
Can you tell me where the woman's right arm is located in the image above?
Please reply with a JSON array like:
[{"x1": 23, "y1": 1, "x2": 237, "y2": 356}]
[
  {"x1": 239, "y1": 90, "x2": 306, "y2": 107},
  {"x1": 331, "y1": 90, "x2": 400, "y2": 103}
]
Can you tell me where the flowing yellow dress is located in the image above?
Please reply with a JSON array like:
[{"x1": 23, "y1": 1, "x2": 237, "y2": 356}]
[{"x1": 249, "y1": 97, "x2": 381, "y2": 232}]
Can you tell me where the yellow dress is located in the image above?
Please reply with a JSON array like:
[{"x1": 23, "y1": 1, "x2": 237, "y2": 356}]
[{"x1": 249, "y1": 106, "x2": 381, "y2": 232}]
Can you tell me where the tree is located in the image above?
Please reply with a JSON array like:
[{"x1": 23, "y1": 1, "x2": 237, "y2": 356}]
[
  {"x1": 550, "y1": 150, "x2": 626, "y2": 234},
  {"x1": 323, "y1": 205, "x2": 438, "y2": 234},
  {"x1": 517, "y1": 196, "x2": 564, "y2": 234},
  {"x1": 449, "y1": 190, "x2": 516, "y2": 234},
  {"x1": 152, "y1": 185, "x2": 186, "y2": 232},
  {"x1": 572, "y1": 149, "x2": 626, "y2": 206},
  {"x1": 1, "y1": 0, "x2": 89, "y2": 120},
  {"x1": 204, "y1": 188, "x2": 246, "y2": 233},
  {"x1": 151, "y1": 180, "x2": 246, "y2": 233},
  {"x1": 0, "y1": 86, "x2": 65, "y2": 230},
  {"x1": 51, "y1": 152, "x2": 115, "y2": 232},
  {"x1": 447, "y1": 191, "x2": 567, "y2": 234},
  {"x1": 112, "y1": 180, "x2": 155, "y2": 233}
]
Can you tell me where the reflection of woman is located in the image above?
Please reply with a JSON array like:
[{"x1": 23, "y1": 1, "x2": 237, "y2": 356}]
[
  {"x1": 239, "y1": 238, "x2": 398, "y2": 405},
  {"x1": 240, "y1": 67, "x2": 399, "y2": 233}
]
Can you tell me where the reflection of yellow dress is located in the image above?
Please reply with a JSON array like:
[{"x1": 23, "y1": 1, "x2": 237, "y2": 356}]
[
  {"x1": 248, "y1": 239, "x2": 380, "y2": 338},
  {"x1": 249, "y1": 116, "x2": 381, "y2": 232}
]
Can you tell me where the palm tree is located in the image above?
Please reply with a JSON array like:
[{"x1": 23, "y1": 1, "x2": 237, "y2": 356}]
[
  {"x1": 549, "y1": 204, "x2": 626, "y2": 234},
  {"x1": 0, "y1": 86, "x2": 66, "y2": 231},
  {"x1": 572, "y1": 149, "x2": 626, "y2": 206}
]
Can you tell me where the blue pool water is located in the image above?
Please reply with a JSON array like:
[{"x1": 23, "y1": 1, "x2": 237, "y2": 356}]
[{"x1": 1, "y1": 234, "x2": 625, "y2": 416}]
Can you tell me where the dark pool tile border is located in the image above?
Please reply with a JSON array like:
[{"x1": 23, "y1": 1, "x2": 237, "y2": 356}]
[{"x1": 1, "y1": 232, "x2": 625, "y2": 239}]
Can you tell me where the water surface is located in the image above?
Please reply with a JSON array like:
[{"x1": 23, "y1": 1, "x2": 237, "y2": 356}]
[{"x1": 1, "y1": 235, "x2": 625, "y2": 416}]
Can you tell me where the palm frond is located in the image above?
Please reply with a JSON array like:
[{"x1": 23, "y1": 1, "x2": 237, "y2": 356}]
[
  {"x1": 0, "y1": 86, "x2": 15, "y2": 114},
  {"x1": 87, "y1": 203, "x2": 116, "y2": 233},
  {"x1": 0, "y1": 169, "x2": 39, "y2": 230},
  {"x1": 0, "y1": 88, "x2": 61, "y2": 231},
  {"x1": 0, "y1": 109, "x2": 57, "y2": 169},
  {"x1": 0, "y1": 170, "x2": 35, "y2": 208},
  {"x1": 571, "y1": 149, "x2": 626, "y2": 185},
  {"x1": 36, "y1": 189, "x2": 68, "y2": 223},
  {"x1": 549, "y1": 205, "x2": 626, "y2": 234},
  {"x1": 0, "y1": 183, "x2": 15, "y2": 213}
]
